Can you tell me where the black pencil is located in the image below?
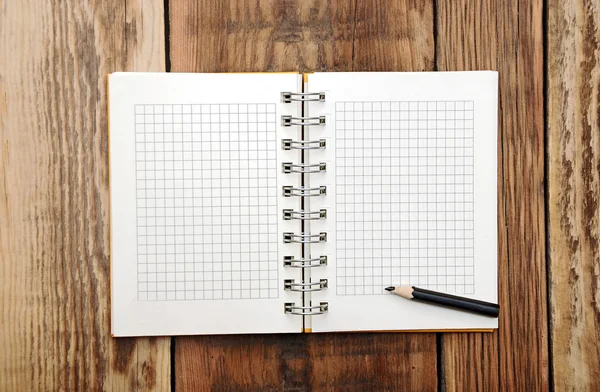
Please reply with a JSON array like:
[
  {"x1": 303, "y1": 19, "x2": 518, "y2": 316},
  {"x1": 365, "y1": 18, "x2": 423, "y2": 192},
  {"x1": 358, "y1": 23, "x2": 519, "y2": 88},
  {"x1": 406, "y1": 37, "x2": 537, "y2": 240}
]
[{"x1": 385, "y1": 286, "x2": 499, "y2": 318}]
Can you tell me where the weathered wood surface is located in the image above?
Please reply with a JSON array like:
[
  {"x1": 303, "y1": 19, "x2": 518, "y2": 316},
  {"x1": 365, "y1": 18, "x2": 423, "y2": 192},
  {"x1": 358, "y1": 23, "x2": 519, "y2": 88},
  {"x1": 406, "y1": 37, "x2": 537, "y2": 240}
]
[
  {"x1": 169, "y1": 0, "x2": 433, "y2": 73},
  {"x1": 176, "y1": 333, "x2": 437, "y2": 391},
  {"x1": 436, "y1": 0, "x2": 548, "y2": 390},
  {"x1": 4, "y1": 0, "x2": 600, "y2": 389},
  {"x1": 0, "y1": 1, "x2": 170, "y2": 390},
  {"x1": 548, "y1": 0, "x2": 600, "y2": 390},
  {"x1": 169, "y1": 0, "x2": 438, "y2": 390}
]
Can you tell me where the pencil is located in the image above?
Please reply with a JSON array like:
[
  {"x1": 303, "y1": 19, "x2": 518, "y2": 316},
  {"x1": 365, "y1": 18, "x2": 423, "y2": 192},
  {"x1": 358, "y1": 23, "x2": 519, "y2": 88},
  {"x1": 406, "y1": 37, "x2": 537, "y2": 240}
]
[{"x1": 385, "y1": 286, "x2": 499, "y2": 318}]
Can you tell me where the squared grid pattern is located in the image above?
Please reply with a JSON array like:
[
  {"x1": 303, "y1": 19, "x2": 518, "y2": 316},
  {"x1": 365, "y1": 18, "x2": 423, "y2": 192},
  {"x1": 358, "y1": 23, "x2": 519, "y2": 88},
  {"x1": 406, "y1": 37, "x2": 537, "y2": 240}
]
[
  {"x1": 335, "y1": 101, "x2": 475, "y2": 295},
  {"x1": 134, "y1": 103, "x2": 279, "y2": 301}
]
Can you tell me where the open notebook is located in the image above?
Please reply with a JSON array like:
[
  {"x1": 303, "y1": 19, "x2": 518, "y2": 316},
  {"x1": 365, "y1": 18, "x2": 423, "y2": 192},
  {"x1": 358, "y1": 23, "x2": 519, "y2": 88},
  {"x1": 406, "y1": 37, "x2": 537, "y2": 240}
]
[{"x1": 109, "y1": 72, "x2": 498, "y2": 336}]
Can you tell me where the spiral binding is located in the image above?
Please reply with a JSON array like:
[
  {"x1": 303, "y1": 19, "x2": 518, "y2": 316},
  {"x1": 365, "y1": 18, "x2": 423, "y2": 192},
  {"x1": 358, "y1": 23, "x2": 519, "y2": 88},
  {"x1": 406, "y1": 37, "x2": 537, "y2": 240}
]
[
  {"x1": 281, "y1": 87, "x2": 329, "y2": 316},
  {"x1": 282, "y1": 185, "x2": 326, "y2": 197},
  {"x1": 281, "y1": 92, "x2": 326, "y2": 102},
  {"x1": 284, "y1": 302, "x2": 329, "y2": 315},
  {"x1": 283, "y1": 209, "x2": 327, "y2": 220},
  {"x1": 282, "y1": 162, "x2": 326, "y2": 174},
  {"x1": 282, "y1": 139, "x2": 326, "y2": 150},
  {"x1": 281, "y1": 115, "x2": 326, "y2": 127},
  {"x1": 283, "y1": 232, "x2": 327, "y2": 243},
  {"x1": 283, "y1": 255, "x2": 328, "y2": 268},
  {"x1": 284, "y1": 279, "x2": 328, "y2": 292}
]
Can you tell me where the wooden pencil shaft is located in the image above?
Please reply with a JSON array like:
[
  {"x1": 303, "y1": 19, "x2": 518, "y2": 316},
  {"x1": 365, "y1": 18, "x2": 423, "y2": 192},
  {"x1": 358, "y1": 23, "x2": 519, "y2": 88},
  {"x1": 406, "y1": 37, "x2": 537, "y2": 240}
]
[{"x1": 412, "y1": 287, "x2": 499, "y2": 318}]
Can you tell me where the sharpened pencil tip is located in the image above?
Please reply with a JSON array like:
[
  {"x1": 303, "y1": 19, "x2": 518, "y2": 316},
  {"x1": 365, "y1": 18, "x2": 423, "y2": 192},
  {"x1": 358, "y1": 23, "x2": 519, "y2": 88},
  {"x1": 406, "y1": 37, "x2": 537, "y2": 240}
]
[{"x1": 385, "y1": 286, "x2": 395, "y2": 291}]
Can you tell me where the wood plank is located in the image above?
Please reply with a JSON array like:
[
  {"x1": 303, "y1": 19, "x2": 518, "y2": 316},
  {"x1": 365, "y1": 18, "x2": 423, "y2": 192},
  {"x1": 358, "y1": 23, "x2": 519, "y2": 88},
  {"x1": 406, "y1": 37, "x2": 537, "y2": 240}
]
[
  {"x1": 352, "y1": 0, "x2": 433, "y2": 71},
  {"x1": 169, "y1": 0, "x2": 437, "y2": 390},
  {"x1": 176, "y1": 333, "x2": 437, "y2": 391},
  {"x1": 548, "y1": 0, "x2": 600, "y2": 390},
  {"x1": 436, "y1": 0, "x2": 547, "y2": 390},
  {"x1": 169, "y1": 0, "x2": 433, "y2": 73},
  {"x1": 439, "y1": 333, "x2": 499, "y2": 391},
  {"x1": 0, "y1": 1, "x2": 169, "y2": 391},
  {"x1": 435, "y1": 2, "x2": 499, "y2": 391},
  {"x1": 494, "y1": 1, "x2": 547, "y2": 388},
  {"x1": 306, "y1": 333, "x2": 436, "y2": 391}
]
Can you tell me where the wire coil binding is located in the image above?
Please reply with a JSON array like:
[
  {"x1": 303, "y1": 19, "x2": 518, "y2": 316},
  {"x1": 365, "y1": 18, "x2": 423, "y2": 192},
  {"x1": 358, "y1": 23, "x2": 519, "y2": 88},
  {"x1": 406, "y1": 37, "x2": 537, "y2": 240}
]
[
  {"x1": 282, "y1": 209, "x2": 327, "y2": 221},
  {"x1": 282, "y1": 139, "x2": 326, "y2": 150},
  {"x1": 284, "y1": 302, "x2": 329, "y2": 315},
  {"x1": 284, "y1": 279, "x2": 328, "y2": 292},
  {"x1": 283, "y1": 232, "x2": 327, "y2": 244},
  {"x1": 281, "y1": 92, "x2": 326, "y2": 102},
  {"x1": 283, "y1": 255, "x2": 328, "y2": 268},
  {"x1": 282, "y1": 186, "x2": 326, "y2": 197},
  {"x1": 281, "y1": 88, "x2": 329, "y2": 316},
  {"x1": 282, "y1": 162, "x2": 326, "y2": 174},
  {"x1": 281, "y1": 115, "x2": 326, "y2": 127}
]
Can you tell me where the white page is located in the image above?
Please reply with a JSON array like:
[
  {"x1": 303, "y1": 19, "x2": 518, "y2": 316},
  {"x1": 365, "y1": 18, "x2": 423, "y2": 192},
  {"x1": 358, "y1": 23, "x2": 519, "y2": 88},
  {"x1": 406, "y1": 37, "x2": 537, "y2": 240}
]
[
  {"x1": 307, "y1": 72, "x2": 498, "y2": 331},
  {"x1": 109, "y1": 72, "x2": 303, "y2": 336}
]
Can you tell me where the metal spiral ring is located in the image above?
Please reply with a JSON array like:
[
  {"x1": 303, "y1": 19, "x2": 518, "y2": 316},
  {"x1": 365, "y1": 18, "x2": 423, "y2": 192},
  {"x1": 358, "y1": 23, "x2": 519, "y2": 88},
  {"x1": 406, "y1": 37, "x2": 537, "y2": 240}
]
[
  {"x1": 283, "y1": 232, "x2": 327, "y2": 243},
  {"x1": 284, "y1": 302, "x2": 329, "y2": 315},
  {"x1": 283, "y1": 209, "x2": 327, "y2": 220},
  {"x1": 282, "y1": 186, "x2": 327, "y2": 197},
  {"x1": 284, "y1": 279, "x2": 328, "y2": 292},
  {"x1": 282, "y1": 139, "x2": 326, "y2": 150},
  {"x1": 282, "y1": 162, "x2": 326, "y2": 174},
  {"x1": 281, "y1": 115, "x2": 326, "y2": 127},
  {"x1": 281, "y1": 92, "x2": 326, "y2": 103},
  {"x1": 283, "y1": 255, "x2": 328, "y2": 268}
]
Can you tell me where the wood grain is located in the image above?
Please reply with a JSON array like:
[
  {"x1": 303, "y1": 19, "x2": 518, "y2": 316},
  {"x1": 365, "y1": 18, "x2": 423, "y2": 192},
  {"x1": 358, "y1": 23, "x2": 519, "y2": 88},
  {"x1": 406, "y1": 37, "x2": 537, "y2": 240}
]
[
  {"x1": 436, "y1": 1, "x2": 499, "y2": 391},
  {"x1": 437, "y1": 0, "x2": 548, "y2": 390},
  {"x1": 6, "y1": 0, "x2": 592, "y2": 389},
  {"x1": 169, "y1": 0, "x2": 437, "y2": 390},
  {"x1": 169, "y1": 0, "x2": 433, "y2": 73},
  {"x1": 176, "y1": 333, "x2": 437, "y2": 391},
  {"x1": 548, "y1": 0, "x2": 600, "y2": 390},
  {"x1": 494, "y1": 2, "x2": 548, "y2": 389},
  {"x1": 0, "y1": 1, "x2": 169, "y2": 390}
]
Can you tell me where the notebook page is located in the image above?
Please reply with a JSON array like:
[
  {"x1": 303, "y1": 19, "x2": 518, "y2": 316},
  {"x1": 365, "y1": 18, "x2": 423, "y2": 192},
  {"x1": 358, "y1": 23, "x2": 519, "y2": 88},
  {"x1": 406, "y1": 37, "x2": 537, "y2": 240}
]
[
  {"x1": 109, "y1": 73, "x2": 302, "y2": 336},
  {"x1": 307, "y1": 72, "x2": 498, "y2": 331}
]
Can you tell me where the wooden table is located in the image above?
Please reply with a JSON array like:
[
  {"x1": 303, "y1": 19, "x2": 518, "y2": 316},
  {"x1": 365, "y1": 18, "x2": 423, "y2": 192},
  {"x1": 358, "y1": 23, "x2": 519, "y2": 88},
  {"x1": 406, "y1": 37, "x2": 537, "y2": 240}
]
[{"x1": 1, "y1": 0, "x2": 598, "y2": 390}]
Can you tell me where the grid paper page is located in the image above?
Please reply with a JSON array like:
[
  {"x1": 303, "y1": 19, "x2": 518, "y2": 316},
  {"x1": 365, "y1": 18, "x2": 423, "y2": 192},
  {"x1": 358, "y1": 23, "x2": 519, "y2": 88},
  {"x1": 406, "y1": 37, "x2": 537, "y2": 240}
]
[
  {"x1": 335, "y1": 101, "x2": 474, "y2": 295},
  {"x1": 135, "y1": 103, "x2": 279, "y2": 301}
]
